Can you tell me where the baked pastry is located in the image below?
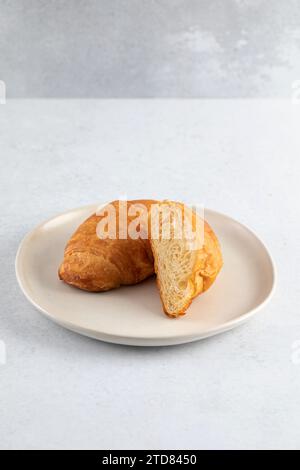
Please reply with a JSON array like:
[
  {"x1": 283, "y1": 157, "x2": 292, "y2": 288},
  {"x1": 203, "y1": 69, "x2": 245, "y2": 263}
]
[
  {"x1": 150, "y1": 201, "x2": 223, "y2": 317},
  {"x1": 59, "y1": 199, "x2": 223, "y2": 318},
  {"x1": 59, "y1": 200, "x2": 155, "y2": 291}
]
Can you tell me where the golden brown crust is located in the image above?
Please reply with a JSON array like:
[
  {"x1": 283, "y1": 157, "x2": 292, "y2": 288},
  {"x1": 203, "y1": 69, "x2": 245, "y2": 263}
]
[
  {"x1": 59, "y1": 200, "x2": 155, "y2": 291},
  {"x1": 192, "y1": 220, "x2": 223, "y2": 294}
]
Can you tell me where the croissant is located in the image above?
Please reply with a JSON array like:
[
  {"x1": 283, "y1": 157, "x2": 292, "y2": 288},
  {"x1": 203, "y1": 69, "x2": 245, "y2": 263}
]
[
  {"x1": 59, "y1": 199, "x2": 223, "y2": 317},
  {"x1": 58, "y1": 200, "x2": 155, "y2": 291},
  {"x1": 150, "y1": 201, "x2": 223, "y2": 317}
]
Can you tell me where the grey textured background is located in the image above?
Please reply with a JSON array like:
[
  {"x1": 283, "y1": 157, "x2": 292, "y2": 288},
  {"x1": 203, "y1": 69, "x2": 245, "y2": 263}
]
[{"x1": 1, "y1": 0, "x2": 300, "y2": 98}]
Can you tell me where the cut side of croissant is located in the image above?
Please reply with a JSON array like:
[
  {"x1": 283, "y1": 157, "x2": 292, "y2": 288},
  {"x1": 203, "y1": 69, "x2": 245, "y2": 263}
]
[{"x1": 150, "y1": 201, "x2": 223, "y2": 318}]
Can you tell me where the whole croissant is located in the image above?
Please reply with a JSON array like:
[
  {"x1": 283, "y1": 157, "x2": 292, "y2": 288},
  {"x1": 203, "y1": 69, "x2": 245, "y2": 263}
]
[{"x1": 59, "y1": 199, "x2": 223, "y2": 317}]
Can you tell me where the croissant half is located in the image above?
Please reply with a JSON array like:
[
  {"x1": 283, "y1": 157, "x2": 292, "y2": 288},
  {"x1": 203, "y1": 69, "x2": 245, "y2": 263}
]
[
  {"x1": 58, "y1": 200, "x2": 155, "y2": 291},
  {"x1": 150, "y1": 201, "x2": 223, "y2": 317},
  {"x1": 59, "y1": 200, "x2": 223, "y2": 317}
]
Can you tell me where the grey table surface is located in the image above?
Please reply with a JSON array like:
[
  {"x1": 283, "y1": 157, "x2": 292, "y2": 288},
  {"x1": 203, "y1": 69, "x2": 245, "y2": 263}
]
[{"x1": 0, "y1": 99, "x2": 299, "y2": 450}]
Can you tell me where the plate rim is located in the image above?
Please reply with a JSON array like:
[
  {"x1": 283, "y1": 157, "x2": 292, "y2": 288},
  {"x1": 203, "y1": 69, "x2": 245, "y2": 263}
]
[{"x1": 15, "y1": 204, "x2": 277, "y2": 346}]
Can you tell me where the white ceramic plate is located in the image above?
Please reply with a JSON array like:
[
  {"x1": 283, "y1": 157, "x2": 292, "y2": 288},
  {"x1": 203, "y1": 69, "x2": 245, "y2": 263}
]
[{"x1": 15, "y1": 205, "x2": 276, "y2": 346}]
